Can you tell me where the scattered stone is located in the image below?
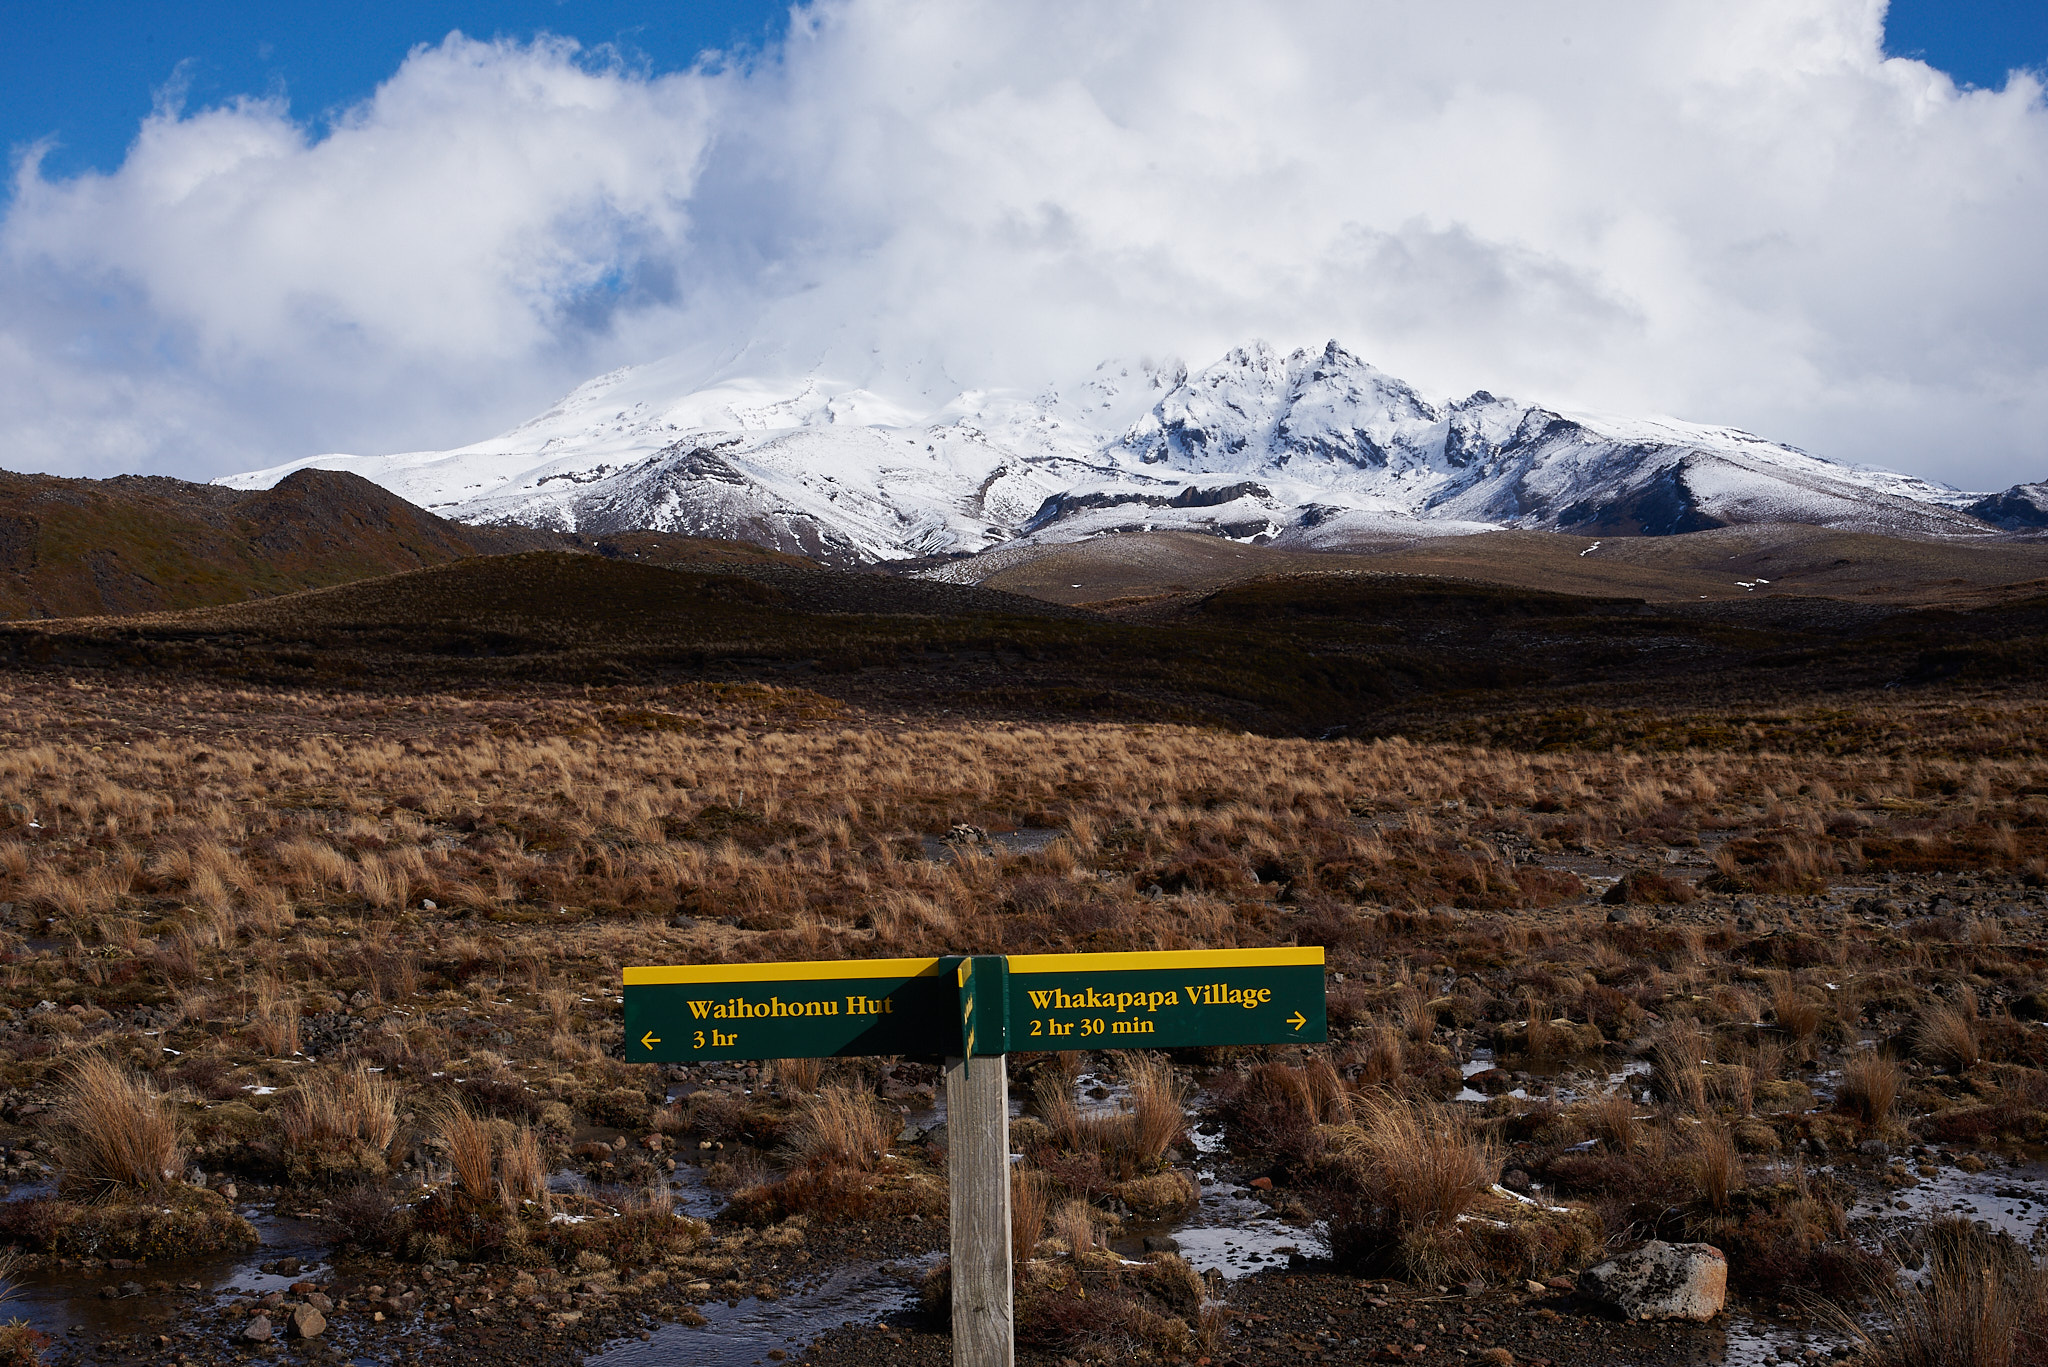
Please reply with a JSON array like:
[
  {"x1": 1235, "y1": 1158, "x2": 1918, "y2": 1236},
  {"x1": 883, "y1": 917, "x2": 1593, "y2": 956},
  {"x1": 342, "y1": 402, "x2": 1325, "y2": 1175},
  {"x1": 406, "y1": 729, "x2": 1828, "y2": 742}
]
[
  {"x1": 1142, "y1": 1235, "x2": 1181, "y2": 1253},
  {"x1": 1466, "y1": 1067, "x2": 1512, "y2": 1095},
  {"x1": 241, "y1": 1316, "x2": 274, "y2": 1343},
  {"x1": 1249, "y1": 1176, "x2": 1274, "y2": 1191},
  {"x1": 1578, "y1": 1240, "x2": 1728, "y2": 1321},
  {"x1": 288, "y1": 1305, "x2": 327, "y2": 1339},
  {"x1": 304, "y1": 1291, "x2": 333, "y2": 1313}
]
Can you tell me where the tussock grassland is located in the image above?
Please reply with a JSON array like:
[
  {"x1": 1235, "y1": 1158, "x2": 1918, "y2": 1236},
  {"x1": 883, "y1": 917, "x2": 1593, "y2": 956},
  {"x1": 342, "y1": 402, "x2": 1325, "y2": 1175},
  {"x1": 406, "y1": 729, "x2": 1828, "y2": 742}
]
[{"x1": 1, "y1": 671, "x2": 2047, "y2": 1356}]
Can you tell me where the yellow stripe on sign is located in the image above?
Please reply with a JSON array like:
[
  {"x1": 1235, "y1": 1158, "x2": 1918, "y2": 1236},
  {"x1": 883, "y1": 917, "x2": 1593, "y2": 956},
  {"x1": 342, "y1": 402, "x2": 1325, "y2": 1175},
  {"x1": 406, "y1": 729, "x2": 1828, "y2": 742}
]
[
  {"x1": 624, "y1": 955, "x2": 949, "y2": 986},
  {"x1": 1004, "y1": 946, "x2": 1323, "y2": 974}
]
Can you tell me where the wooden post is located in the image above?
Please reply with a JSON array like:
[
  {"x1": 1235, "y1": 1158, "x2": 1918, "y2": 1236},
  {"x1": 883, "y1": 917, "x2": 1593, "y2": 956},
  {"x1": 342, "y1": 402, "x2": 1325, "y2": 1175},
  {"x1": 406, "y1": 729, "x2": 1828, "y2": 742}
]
[{"x1": 945, "y1": 1054, "x2": 1013, "y2": 1367}]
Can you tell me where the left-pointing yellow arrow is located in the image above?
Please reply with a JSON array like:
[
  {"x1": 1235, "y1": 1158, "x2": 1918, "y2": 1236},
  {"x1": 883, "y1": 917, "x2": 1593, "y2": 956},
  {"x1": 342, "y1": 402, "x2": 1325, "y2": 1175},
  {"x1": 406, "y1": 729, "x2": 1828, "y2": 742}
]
[
  {"x1": 1286, "y1": 1012, "x2": 1307, "y2": 1031},
  {"x1": 641, "y1": 1031, "x2": 660, "y2": 1048}
]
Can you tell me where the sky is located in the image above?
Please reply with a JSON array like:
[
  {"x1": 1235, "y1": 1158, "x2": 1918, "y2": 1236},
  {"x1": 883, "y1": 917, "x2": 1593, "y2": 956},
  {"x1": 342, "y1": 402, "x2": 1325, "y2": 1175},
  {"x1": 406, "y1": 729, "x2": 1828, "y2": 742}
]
[{"x1": 1, "y1": 0, "x2": 2045, "y2": 491}]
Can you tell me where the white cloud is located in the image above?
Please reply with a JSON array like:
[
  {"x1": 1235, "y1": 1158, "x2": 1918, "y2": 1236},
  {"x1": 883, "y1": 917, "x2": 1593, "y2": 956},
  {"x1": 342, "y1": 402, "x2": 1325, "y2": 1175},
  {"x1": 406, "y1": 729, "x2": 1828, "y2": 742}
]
[{"x1": 3, "y1": 0, "x2": 2046, "y2": 489}]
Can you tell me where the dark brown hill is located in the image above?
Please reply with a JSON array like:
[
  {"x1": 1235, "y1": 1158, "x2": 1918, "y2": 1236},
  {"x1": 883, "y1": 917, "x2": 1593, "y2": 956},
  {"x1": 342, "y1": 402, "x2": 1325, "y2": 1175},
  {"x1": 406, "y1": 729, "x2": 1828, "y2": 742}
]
[
  {"x1": 966, "y1": 525, "x2": 2048, "y2": 610},
  {"x1": 7, "y1": 547, "x2": 2048, "y2": 736},
  {"x1": 0, "y1": 468, "x2": 813, "y2": 620}
]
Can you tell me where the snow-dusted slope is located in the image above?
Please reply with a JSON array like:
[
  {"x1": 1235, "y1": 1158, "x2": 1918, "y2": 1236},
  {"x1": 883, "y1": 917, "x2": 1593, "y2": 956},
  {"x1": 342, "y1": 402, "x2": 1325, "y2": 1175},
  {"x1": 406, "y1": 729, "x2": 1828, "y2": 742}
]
[{"x1": 220, "y1": 340, "x2": 1994, "y2": 562}]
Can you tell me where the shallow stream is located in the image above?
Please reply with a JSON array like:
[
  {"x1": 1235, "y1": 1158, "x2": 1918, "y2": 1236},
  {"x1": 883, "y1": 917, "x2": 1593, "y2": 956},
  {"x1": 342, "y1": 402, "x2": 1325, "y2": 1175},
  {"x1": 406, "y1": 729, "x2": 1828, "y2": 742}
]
[{"x1": 585, "y1": 1253, "x2": 944, "y2": 1367}]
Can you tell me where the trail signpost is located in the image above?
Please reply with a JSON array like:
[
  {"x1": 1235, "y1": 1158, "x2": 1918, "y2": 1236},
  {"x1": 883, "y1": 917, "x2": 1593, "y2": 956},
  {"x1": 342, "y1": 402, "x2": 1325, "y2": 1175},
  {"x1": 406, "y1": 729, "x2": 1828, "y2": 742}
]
[{"x1": 623, "y1": 946, "x2": 1326, "y2": 1367}]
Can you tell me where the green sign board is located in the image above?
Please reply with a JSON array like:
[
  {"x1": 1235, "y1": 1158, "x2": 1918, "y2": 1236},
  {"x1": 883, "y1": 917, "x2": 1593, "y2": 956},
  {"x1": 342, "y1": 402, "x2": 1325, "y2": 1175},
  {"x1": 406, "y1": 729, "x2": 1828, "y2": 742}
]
[
  {"x1": 1005, "y1": 948, "x2": 1325, "y2": 1051},
  {"x1": 624, "y1": 947, "x2": 1324, "y2": 1063},
  {"x1": 624, "y1": 956, "x2": 970, "y2": 1064}
]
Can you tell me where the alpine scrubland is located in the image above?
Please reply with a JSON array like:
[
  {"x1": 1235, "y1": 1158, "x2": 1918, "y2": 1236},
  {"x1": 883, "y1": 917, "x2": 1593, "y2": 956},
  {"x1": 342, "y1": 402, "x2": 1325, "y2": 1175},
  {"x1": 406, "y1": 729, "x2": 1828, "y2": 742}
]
[
  {"x1": 2, "y1": 536, "x2": 2048, "y2": 1364},
  {"x1": 0, "y1": 662, "x2": 2042, "y2": 1362}
]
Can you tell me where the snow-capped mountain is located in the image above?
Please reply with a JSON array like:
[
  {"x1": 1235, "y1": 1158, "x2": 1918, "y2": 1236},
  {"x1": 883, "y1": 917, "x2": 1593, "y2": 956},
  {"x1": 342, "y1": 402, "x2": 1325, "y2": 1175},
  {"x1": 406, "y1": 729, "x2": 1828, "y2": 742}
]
[{"x1": 219, "y1": 341, "x2": 1997, "y2": 563}]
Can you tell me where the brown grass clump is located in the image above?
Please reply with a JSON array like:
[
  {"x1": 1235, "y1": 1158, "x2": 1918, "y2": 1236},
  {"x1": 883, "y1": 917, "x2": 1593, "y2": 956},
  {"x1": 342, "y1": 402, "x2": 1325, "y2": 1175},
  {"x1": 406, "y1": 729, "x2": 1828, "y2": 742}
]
[
  {"x1": 279, "y1": 1062, "x2": 402, "y2": 1185},
  {"x1": 0, "y1": 1320, "x2": 46, "y2": 1367},
  {"x1": 440, "y1": 1100, "x2": 500, "y2": 1204},
  {"x1": 280, "y1": 1062, "x2": 400, "y2": 1150},
  {"x1": 1031, "y1": 1054, "x2": 1190, "y2": 1183},
  {"x1": 1915, "y1": 1000, "x2": 1982, "y2": 1073},
  {"x1": 1049, "y1": 1199, "x2": 1109, "y2": 1255},
  {"x1": 1602, "y1": 868, "x2": 1697, "y2": 905},
  {"x1": 1315, "y1": 1093, "x2": 1498, "y2": 1282},
  {"x1": 784, "y1": 1084, "x2": 895, "y2": 1172},
  {"x1": 55, "y1": 1055, "x2": 184, "y2": 1197},
  {"x1": 1012, "y1": 1168, "x2": 1050, "y2": 1265},
  {"x1": 1838, "y1": 1052, "x2": 1904, "y2": 1126},
  {"x1": 1651, "y1": 1020, "x2": 1714, "y2": 1116},
  {"x1": 0, "y1": 1255, "x2": 43, "y2": 1367},
  {"x1": 770, "y1": 1057, "x2": 826, "y2": 1094},
  {"x1": 498, "y1": 1123, "x2": 549, "y2": 1214},
  {"x1": 1826, "y1": 1217, "x2": 2048, "y2": 1367},
  {"x1": 1687, "y1": 1122, "x2": 1743, "y2": 1213},
  {"x1": 1584, "y1": 1092, "x2": 1642, "y2": 1153},
  {"x1": 1772, "y1": 988, "x2": 1824, "y2": 1055},
  {"x1": 1113, "y1": 1170, "x2": 1200, "y2": 1219},
  {"x1": 429, "y1": 1099, "x2": 550, "y2": 1216}
]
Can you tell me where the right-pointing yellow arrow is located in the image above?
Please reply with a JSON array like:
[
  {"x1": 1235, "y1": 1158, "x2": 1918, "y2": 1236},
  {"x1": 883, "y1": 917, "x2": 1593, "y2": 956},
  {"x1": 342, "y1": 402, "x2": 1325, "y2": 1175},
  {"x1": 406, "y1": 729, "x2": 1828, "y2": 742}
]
[{"x1": 1287, "y1": 1011, "x2": 1307, "y2": 1031}]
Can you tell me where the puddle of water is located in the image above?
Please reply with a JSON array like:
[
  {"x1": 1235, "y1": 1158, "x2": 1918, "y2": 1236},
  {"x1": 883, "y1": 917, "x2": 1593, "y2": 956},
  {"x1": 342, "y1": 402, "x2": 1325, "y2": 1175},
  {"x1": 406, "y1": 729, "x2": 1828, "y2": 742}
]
[
  {"x1": 1455, "y1": 1050, "x2": 1500, "y2": 1103},
  {"x1": 917, "y1": 827, "x2": 1062, "y2": 862},
  {"x1": 5, "y1": 1207, "x2": 330, "y2": 1345},
  {"x1": 1721, "y1": 1316, "x2": 1834, "y2": 1366},
  {"x1": 1453, "y1": 1053, "x2": 1650, "y2": 1107},
  {"x1": 1118, "y1": 1171, "x2": 1328, "y2": 1280},
  {"x1": 1850, "y1": 1161, "x2": 2048, "y2": 1246},
  {"x1": 585, "y1": 1252, "x2": 942, "y2": 1367},
  {"x1": 548, "y1": 1166, "x2": 730, "y2": 1224},
  {"x1": 1071, "y1": 1071, "x2": 1131, "y2": 1118},
  {"x1": 667, "y1": 1165, "x2": 728, "y2": 1222}
]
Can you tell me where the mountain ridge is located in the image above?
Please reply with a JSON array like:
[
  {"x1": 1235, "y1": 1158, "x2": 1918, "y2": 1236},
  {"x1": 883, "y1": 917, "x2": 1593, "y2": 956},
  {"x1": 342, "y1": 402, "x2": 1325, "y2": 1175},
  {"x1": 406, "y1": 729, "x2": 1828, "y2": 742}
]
[{"x1": 219, "y1": 340, "x2": 2034, "y2": 564}]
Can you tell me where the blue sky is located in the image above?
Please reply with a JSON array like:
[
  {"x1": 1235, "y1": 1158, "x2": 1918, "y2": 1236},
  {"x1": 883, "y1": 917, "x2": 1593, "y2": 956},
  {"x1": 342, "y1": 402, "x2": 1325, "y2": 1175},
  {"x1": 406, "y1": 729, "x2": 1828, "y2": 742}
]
[
  {"x1": 1, "y1": 2, "x2": 2044, "y2": 489},
  {"x1": 6, "y1": 2, "x2": 2041, "y2": 183},
  {"x1": 2, "y1": 2, "x2": 793, "y2": 182}
]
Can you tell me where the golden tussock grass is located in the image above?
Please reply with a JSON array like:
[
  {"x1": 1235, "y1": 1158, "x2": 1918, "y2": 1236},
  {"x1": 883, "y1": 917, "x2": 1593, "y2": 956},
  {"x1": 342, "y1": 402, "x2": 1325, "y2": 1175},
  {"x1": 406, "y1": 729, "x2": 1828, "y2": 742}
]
[
  {"x1": 1914, "y1": 997, "x2": 1982, "y2": 1073},
  {"x1": 1012, "y1": 1168, "x2": 1050, "y2": 1264},
  {"x1": 783, "y1": 1084, "x2": 896, "y2": 1172},
  {"x1": 1826, "y1": 1217, "x2": 2048, "y2": 1367},
  {"x1": 279, "y1": 1062, "x2": 400, "y2": 1152},
  {"x1": 1839, "y1": 1052, "x2": 1905, "y2": 1126},
  {"x1": 55, "y1": 1054, "x2": 184, "y2": 1197},
  {"x1": 0, "y1": 673, "x2": 2041, "y2": 1301}
]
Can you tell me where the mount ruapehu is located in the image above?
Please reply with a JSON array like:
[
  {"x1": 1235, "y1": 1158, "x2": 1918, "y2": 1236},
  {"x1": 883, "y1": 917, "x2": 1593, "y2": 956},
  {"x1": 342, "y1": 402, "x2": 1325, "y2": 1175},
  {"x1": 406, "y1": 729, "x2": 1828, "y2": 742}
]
[{"x1": 219, "y1": 340, "x2": 2048, "y2": 565}]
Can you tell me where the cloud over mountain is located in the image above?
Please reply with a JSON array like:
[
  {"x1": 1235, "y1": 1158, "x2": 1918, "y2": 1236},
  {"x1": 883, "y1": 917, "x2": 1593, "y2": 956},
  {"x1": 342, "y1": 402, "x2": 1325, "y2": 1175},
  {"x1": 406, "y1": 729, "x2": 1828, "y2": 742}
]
[{"x1": 3, "y1": 0, "x2": 2046, "y2": 488}]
